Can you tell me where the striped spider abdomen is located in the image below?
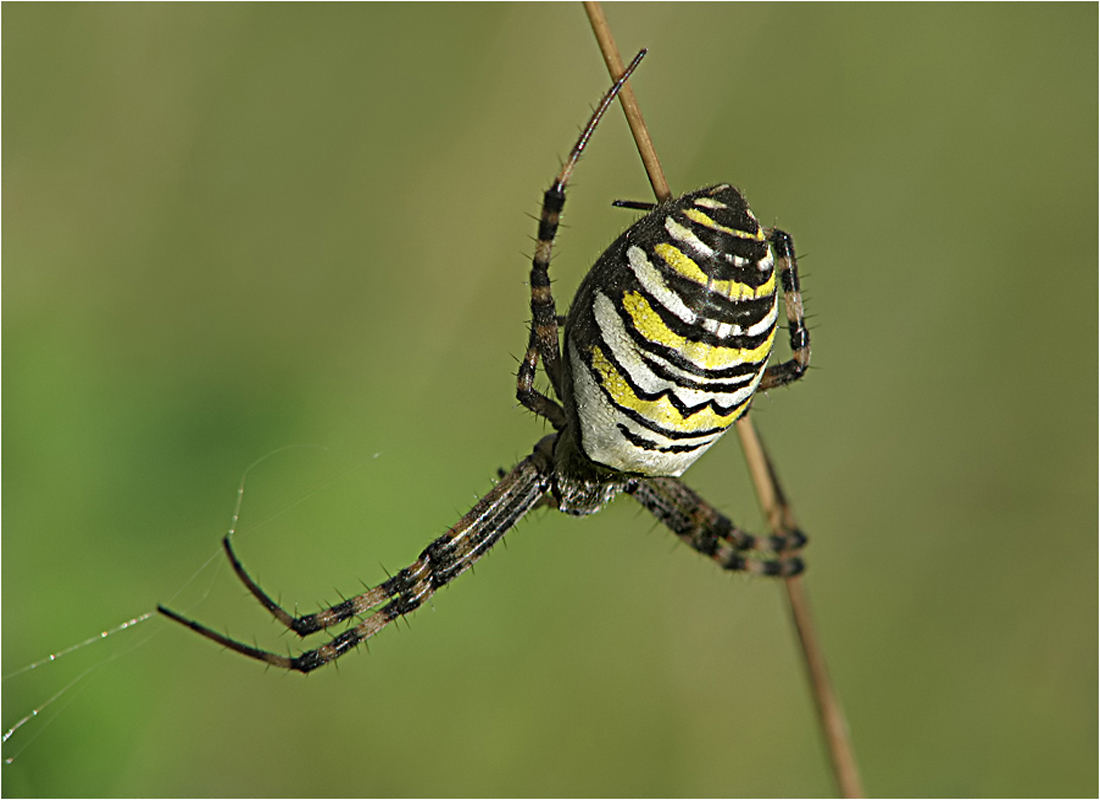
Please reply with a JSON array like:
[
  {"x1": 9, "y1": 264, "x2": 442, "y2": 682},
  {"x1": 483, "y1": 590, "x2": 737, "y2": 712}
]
[{"x1": 563, "y1": 184, "x2": 787, "y2": 477}]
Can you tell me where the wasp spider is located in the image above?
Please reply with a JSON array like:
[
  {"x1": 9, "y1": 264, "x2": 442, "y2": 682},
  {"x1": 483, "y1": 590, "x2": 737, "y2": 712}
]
[{"x1": 159, "y1": 51, "x2": 810, "y2": 673}]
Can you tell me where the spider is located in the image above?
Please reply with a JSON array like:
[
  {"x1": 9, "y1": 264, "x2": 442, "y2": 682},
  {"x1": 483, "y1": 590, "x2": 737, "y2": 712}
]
[{"x1": 158, "y1": 50, "x2": 810, "y2": 673}]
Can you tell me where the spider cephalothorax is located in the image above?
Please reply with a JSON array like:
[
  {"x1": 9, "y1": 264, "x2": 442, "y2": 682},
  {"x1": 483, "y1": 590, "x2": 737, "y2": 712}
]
[{"x1": 159, "y1": 50, "x2": 810, "y2": 673}]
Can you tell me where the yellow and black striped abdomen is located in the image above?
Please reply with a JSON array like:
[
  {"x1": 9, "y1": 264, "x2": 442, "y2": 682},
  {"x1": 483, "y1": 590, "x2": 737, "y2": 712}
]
[{"x1": 563, "y1": 184, "x2": 779, "y2": 477}]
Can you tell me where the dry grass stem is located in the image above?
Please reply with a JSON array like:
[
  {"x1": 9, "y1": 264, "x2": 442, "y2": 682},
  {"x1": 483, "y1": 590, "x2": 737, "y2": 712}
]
[{"x1": 582, "y1": 3, "x2": 864, "y2": 796}]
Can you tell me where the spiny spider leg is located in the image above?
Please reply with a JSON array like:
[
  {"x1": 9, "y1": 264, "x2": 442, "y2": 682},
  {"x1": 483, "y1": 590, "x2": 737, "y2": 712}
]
[
  {"x1": 220, "y1": 533, "x2": 387, "y2": 636},
  {"x1": 628, "y1": 477, "x2": 805, "y2": 577},
  {"x1": 610, "y1": 198, "x2": 657, "y2": 211},
  {"x1": 758, "y1": 229, "x2": 810, "y2": 392},
  {"x1": 158, "y1": 444, "x2": 554, "y2": 673},
  {"x1": 516, "y1": 49, "x2": 647, "y2": 430}
]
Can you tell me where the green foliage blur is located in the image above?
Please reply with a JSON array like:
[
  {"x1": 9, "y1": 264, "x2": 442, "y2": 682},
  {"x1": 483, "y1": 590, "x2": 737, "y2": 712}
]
[{"x1": 3, "y1": 4, "x2": 1095, "y2": 797}]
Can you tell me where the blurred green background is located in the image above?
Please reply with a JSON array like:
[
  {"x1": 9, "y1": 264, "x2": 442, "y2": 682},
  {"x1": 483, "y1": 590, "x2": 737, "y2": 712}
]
[{"x1": 3, "y1": 4, "x2": 1095, "y2": 797}]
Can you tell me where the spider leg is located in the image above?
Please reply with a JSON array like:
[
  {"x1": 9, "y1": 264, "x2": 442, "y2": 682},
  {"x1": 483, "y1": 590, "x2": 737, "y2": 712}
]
[
  {"x1": 627, "y1": 476, "x2": 805, "y2": 577},
  {"x1": 516, "y1": 50, "x2": 646, "y2": 428},
  {"x1": 610, "y1": 198, "x2": 657, "y2": 211},
  {"x1": 159, "y1": 442, "x2": 555, "y2": 673},
  {"x1": 758, "y1": 229, "x2": 811, "y2": 391}
]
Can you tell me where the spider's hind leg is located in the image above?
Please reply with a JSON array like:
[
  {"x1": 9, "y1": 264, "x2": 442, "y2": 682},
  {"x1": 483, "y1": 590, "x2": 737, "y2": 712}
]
[
  {"x1": 516, "y1": 180, "x2": 570, "y2": 429},
  {"x1": 758, "y1": 228, "x2": 810, "y2": 392},
  {"x1": 611, "y1": 198, "x2": 657, "y2": 211},
  {"x1": 515, "y1": 51, "x2": 646, "y2": 431}
]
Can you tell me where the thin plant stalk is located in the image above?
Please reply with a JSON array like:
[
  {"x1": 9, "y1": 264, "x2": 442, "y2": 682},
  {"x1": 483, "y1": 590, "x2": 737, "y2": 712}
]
[{"x1": 582, "y1": 3, "x2": 864, "y2": 796}]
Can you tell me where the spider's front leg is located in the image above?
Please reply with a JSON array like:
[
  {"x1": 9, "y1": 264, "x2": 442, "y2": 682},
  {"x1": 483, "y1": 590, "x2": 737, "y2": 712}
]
[
  {"x1": 628, "y1": 476, "x2": 806, "y2": 577},
  {"x1": 159, "y1": 444, "x2": 555, "y2": 673}
]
